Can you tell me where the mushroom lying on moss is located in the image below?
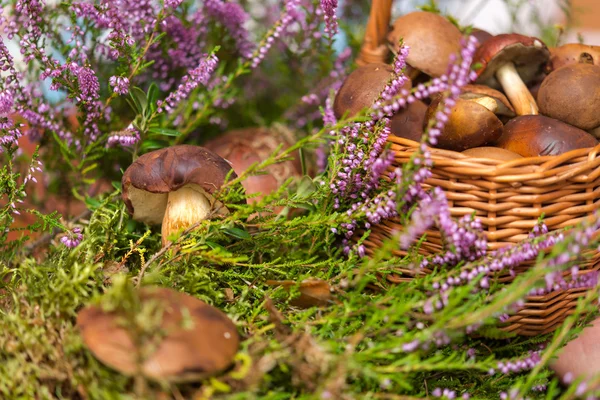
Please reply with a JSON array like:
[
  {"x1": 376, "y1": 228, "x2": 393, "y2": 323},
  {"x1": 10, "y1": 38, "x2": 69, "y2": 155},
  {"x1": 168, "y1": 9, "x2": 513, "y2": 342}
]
[
  {"x1": 203, "y1": 127, "x2": 302, "y2": 213},
  {"x1": 121, "y1": 145, "x2": 241, "y2": 246},
  {"x1": 76, "y1": 286, "x2": 240, "y2": 382}
]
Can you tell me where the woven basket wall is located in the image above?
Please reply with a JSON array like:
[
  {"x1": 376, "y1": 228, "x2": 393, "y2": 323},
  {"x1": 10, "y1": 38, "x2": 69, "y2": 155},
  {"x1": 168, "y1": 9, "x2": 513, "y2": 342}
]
[
  {"x1": 360, "y1": 136, "x2": 600, "y2": 336},
  {"x1": 355, "y1": 0, "x2": 600, "y2": 336}
]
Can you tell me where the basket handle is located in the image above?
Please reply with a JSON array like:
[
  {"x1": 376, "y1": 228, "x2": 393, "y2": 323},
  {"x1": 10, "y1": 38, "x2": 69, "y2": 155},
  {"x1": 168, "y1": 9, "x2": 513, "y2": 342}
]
[{"x1": 357, "y1": 0, "x2": 393, "y2": 65}]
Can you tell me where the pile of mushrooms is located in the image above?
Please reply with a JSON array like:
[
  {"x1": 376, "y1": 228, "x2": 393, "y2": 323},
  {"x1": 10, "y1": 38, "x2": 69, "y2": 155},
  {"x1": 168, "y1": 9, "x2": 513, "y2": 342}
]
[
  {"x1": 335, "y1": 10, "x2": 600, "y2": 161},
  {"x1": 336, "y1": 10, "x2": 600, "y2": 384}
]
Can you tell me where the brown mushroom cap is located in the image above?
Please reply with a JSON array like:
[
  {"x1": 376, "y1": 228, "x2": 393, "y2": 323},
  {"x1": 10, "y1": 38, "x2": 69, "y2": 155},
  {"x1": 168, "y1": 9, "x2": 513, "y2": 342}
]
[
  {"x1": 203, "y1": 127, "x2": 302, "y2": 206},
  {"x1": 389, "y1": 100, "x2": 428, "y2": 142},
  {"x1": 472, "y1": 33, "x2": 550, "y2": 89},
  {"x1": 547, "y1": 43, "x2": 600, "y2": 73},
  {"x1": 424, "y1": 95, "x2": 504, "y2": 151},
  {"x1": 462, "y1": 146, "x2": 523, "y2": 161},
  {"x1": 551, "y1": 316, "x2": 600, "y2": 385},
  {"x1": 387, "y1": 11, "x2": 462, "y2": 78},
  {"x1": 121, "y1": 145, "x2": 237, "y2": 225},
  {"x1": 538, "y1": 63, "x2": 600, "y2": 130},
  {"x1": 460, "y1": 84, "x2": 515, "y2": 117},
  {"x1": 470, "y1": 28, "x2": 493, "y2": 47},
  {"x1": 77, "y1": 286, "x2": 240, "y2": 382},
  {"x1": 495, "y1": 115, "x2": 598, "y2": 157},
  {"x1": 333, "y1": 63, "x2": 411, "y2": 119}
]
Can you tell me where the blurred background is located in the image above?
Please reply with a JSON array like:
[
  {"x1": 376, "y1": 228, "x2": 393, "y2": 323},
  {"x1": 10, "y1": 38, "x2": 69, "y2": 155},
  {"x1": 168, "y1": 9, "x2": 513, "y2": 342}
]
[
  {"x1": 388, "y1": 0, "x2": 600, "y2": 44},
  {"x1": 334, "y1": 0, "x2": 600, "y2": 54}
]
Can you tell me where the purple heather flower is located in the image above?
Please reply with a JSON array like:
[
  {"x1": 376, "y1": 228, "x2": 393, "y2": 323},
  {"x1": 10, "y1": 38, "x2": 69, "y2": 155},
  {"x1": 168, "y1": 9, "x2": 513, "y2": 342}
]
[
  {"x1": 61, "y1": 227, "x2": 83, "y2": 248},
  {"x1": 496, "y1": 351, "x2": 541, "y2": 375},
  {"x1": 576, "y1": 382, "x2": 588, "y2": 397},
  {"x1": 164, "y1": 0, "x2": 183, "y2": 8},
  {"x1": 157, "y1": 53, "x2": 218, "y2": 114},
  {"x1": 0, "y1": 90, "x2": 14, "y2": 115},
  {"x1": 373, "y1": 43, "x2": 410, "y2": 112},
  {"x1": 320, "y1": 0, "x2": 338, "y2": 39},
  {"x1": 250, "y1": 0, "x2": 301, "y2": 69},
  {"x1": 109, "y1": 75, "x2": 130, "y2": 95},
  {"x1": 204, "y1": 0, "x2": 254, "y2": 59},
  {"x1": 402, "y1": 340, "x2": 420, "y2": 352},
  {"x1": 76, "y1": 66, "x2": 100, "y2": 102},
  {"x1": 563, "y1": 372, "x2": 574, "y2": 384},
  {"x1": 107, "y1": 123, "x2": 140, "y2": 148},
  {"x1": 532, "y1": 384, "x2": 547, "y2": 392}
]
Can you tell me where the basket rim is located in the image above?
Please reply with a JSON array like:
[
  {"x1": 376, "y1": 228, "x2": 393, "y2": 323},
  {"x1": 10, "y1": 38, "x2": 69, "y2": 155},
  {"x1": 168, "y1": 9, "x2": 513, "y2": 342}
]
[{"x1": 387, "y1": 136, "x2": 600, "y2": 166}]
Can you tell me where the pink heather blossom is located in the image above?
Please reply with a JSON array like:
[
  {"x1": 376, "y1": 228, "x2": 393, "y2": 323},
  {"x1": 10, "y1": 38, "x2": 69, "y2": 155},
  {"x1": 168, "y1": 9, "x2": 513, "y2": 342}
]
[
  {"x1": 0, "y1": 90, "x2": 14, "y2": 114},
  {"x1": 250, "y1": 0, "x2": 301, "y2": 69},
  {"x1": 61, "y1": 227, "x2": 83, "y2": 248},
  {"x1": 204, "y1": 0, "x2": 254, "y2": 59},
  {"x1": 164, "y1": 0, "x2": 183, "y2": 8},
  {"x1": 157, "y1": 53, "x2": 219, "y2": 114},
  {"x1": 107, "y1": 123, "x2": 140, "y2": 148},
  {"x1": 76, "y1": 67, "x2": 100, "y2": 102},
  {"x1": 320, "y1": 0, "x2": 338, "y2": 39},
  {"x1": 109, "y1": 76, "x2": 130, "y2": 95}
]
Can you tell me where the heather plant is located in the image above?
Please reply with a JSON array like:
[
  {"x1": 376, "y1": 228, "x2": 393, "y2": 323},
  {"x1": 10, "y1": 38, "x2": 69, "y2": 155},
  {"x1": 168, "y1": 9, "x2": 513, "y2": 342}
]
[{"x1": 0, "y1": 0, "x2": 599, "y2": 399}]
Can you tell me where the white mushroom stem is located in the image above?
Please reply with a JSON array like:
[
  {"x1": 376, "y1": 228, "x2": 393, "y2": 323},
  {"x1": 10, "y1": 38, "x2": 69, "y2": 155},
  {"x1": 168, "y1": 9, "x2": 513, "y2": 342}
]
[
  {"x1": 495, "y1": 62, "x2": 538, "y2": 116},
  {"x1": 161, "y1": 186, "x2": 212, "y2": 247}
]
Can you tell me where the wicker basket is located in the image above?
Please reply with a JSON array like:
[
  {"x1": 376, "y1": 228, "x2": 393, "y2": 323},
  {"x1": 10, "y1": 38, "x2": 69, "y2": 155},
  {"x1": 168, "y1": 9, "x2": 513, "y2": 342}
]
[{"x1": 355, "y1": 3, "x2": 600, "y2": 336}]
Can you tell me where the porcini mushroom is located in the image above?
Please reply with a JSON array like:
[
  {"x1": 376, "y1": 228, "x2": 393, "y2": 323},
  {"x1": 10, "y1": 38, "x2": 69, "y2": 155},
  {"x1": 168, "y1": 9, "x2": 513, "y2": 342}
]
[
  {"x1": 424, "y1": 93, "x2": 503, "y2": 151},
  {"x1": 389, "y1": 100, "x2": 428, "y2": 142},
  {"x1": 203, "y1": 127, "x2": 302, "y2": 211},
  {"x1": 470, "y1": 28, "x2": 493, "y2": 47},
  {"x1": 537, "y1": 63, "x2": 600, "y2": 130},
  {"x1": 551, "y1": 316, "x2": 600, "y2": 387},
  {"x1": 460, "y1": 84, "x2": 515, "y2": 117},
  {"x1": 386, "y1": 11, "x2": 462, "y2": 79},
  {"x1": 121, "y1": 145, "x2": 240, "y2": 246},
  {"x1": 546, "y1": 43, "x2": 600, "y2": 73},
  {"x1": 76, "y1": 286, "x2": 240, "y2": 382},
  {"x1": 333, "y1": 63, "x2": 411, "y2": 119},
  {"x1": 472, "y1": 34, "x2": 550, "y2": 116},
  {"x1": 495, "y1": 115, "x2": 598, "y2": 157}
]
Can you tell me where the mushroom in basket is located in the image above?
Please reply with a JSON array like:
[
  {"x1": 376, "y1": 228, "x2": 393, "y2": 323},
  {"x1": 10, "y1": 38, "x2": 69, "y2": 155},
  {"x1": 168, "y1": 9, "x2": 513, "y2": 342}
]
[
  {"x1": 334, "y1": 62, "x2": 429, "y2": 141},
  {"x1": 121, "y1": 145, "x2": 241, "y2": 246},
  {"x1": 546, "y1": 43, "x2": 600, "y2": 73},
  {"x1": 386, "y1": 11, "x2": 462, "y2": 81},
  {"x1": 471, "y1": 33, "x2": 550, "y2": 116},
  {"x1": 423, "y1": 92, "x2": 503, "y2": 151},
  {"x1": 333, "y1": 62, "x2": 411, "y2": 119},
  {"x1": 495, "y1": 115, "x2": 598, "y2": 157},
  {"x1": 537, "y1": 63, "x2": 600, "y2": 132}
]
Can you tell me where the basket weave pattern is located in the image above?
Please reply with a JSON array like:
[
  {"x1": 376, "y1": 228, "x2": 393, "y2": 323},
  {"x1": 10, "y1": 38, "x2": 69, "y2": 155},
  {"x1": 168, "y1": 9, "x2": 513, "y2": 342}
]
[{"x1": 360, "y1": 129, "x2": 600, "y2": 335}]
